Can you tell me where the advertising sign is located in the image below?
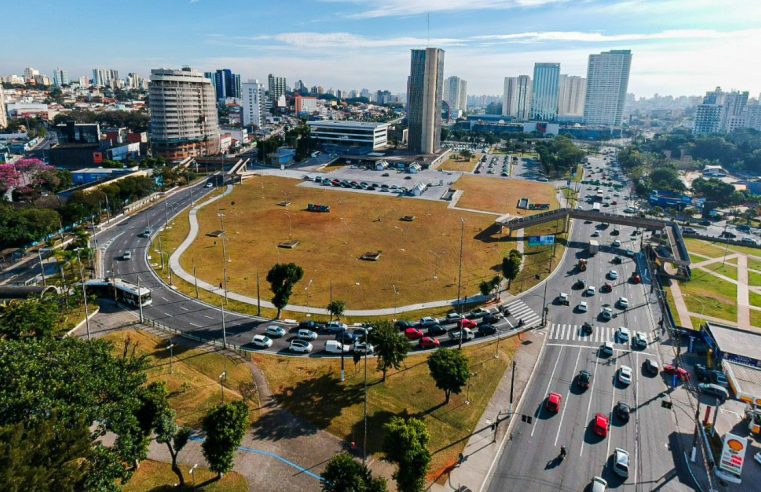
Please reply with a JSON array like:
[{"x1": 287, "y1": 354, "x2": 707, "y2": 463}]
[
  {"x1": 528, "y1": 235, "x2": 555, "y2": 247},
  {"x1": 719, "y1": 433, "x2": 748, "y2": 477}
]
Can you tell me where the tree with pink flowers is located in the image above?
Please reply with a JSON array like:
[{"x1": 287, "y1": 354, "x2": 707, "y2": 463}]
[{"x1": 0, "y1": 164, "x2": 21, "y2": 194}]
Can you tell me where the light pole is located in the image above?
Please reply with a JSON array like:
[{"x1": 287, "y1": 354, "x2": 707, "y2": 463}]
[
  {"x1": 305, "y1": 279, "x2": 313, "y2": 312},
  {"x1": 217, "y1": 210, "x2": 229, "y2": 348},
  {"x1": 456, "y1": 219, "x2": 465, "y2": 350},
  {"x1": 166, "y1": 343, "x2": 174, "y2": 374},
  {"x1": 76, "y1": 249, "x2": 91, "y2": 340},
  {"x1": 392, "y1": 283, "x2": 399, "y2": 318},
  {"x1": 219, "y1": 371, "x2": 226, "y2": 402}
]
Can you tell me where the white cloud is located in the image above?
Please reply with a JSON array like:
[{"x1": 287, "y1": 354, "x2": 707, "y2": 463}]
[
  {"x1": 246, "y1": 32, "x2": 466, "y2": 49},
  {"x1": 329, "y1": 0, "x2": 567, "y2": 18},
  {"x1": 474, "y1": 29, "x2": 757, "y2": 43}
]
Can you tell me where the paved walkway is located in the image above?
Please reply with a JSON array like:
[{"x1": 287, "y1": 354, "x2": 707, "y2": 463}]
[
  {"x1": 667, "y1": 281, "x2": 694, "y2": 330},
  {"x1": 736, "y1": 254, "x2": 751, "y2": 328}
]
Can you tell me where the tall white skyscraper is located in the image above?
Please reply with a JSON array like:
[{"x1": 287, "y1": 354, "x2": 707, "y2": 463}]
[
  {"x1": 52, "y1": 68, "x2": 69, "y2": 87},
  {"x1": 407, "y1": 47, "x2": 445, "y2": 154},
  {"x1": 0, "y1": 86, "x2": 8, "y2": 129},
  {"x1": 92, "y1": 68, "x2": 119, "y2": 87},
  {"x1": 502, "y1": 75, "x2": 532, "y2": 120},
  {"x1": 693, "y1": 87, "x2": 750, "y2": 134},
  {"x1": 444, "y1": 76, "x2": 467, "y2": 113},
  {"x1": 530, "y1": 63, "x2": 560, "y2": 121},
  {"x1": 458, "y1": 79, "x2": 467, "y2": 112},
  {"x1": 23, "y1": 67, "x2": 39, "y2": 82},
  {"x1": 583, "y1": 50, "x2": 632, "y2": 126},
  {"x1": 558, "y1": 75, "x2": 586, "y2": 116},
  {"x1": 242, "y1": 80, "x2": 266, "y2": 128}
]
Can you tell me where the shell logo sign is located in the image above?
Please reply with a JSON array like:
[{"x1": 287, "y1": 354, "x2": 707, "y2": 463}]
[{"x1": 719, "y1": 433, "x2": 748, "y2": 477}]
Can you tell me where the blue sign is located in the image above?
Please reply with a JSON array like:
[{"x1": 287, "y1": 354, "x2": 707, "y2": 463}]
[{"x1": 528, "y1": 235, "x2": 556, "y2": 247}]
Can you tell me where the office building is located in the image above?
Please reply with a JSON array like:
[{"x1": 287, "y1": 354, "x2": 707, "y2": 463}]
[
  {"x1": 52, "y1": 68, "x2": 69, "y2": 87},
  {"x1": 693, "y1": 87, "x2": 750, "y2": 134},
  {"x1": 92, "y1": 68, "x2": 119, "y2": 87},
  {"x1": 295, "y1": 95, "x2": 318, "y2": 114},
  {"x1": 268, "y1": 74, "x2": 287, "y2": 106},
  {"x1": 407, "y1": 47, "x2": 445, "y2": 154},
  {"x1": 530, "y1": 63, "x2": 561, "y2": 121},
  {"x1": 444, "y1": 76, "x2": 467, "y2": 113},
  {"x1": 126, "y1": 73, "x2": 146, "y2": 90},
  {"x1": 306, "y1": 120, "x2": 388, "y2": 150},
  {"x1": 558, "y1": 75, "x2": 586, "y2": 116},
  {"x1": 207, "y1": 69, "x2": 241, "y2": 100},
  {"x1": 148, "y1": 67, "x2": 220, "y2": 160},
  {"x1": 583, "y1": 50, "x2": 632, "y2": 126},
  {"x1": 502, "y1": 75, "x2": 532, "y2": 120},
  {"x1": 23, "y1": 67, "x2": 39, "y2": 82},
  {"x1": 241, "y1": 80, "x2": 266, "y2": 128},
  {"x1": 693, "y1": 104, "x2": 723, "y2": 135},
  {"x1": 0, "y1": 86, "x2": 7, "y2": 129}
]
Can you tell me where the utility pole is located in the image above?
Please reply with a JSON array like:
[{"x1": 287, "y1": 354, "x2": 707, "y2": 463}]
[
  {"x1": 167, "y1": 343, "x2": 174, "y2": 374},
  {"x1": 363, "y1": 345, "x2": 368, "y2": 465},
  {"x1": 137, "y1": 274, "x2": 144, "y2": 323},
  {"x1": 457, "y1": 219, "x2": 465, "y2": 350},
  {"x1": 509, "y1": 360, "x2": 516, "y2": 416},
  {"x1": 256, "y1": 269, "x2": 261, "y2": 316},
  {"x1": 219, "y1": 371, "x2": 226, "y2": 402},
  {"x1": 76, "y1": 249, "x2": 91, "y2": 340},
  {"x1": 37, "y1": 250, "x2": 47, "y2": 287}
]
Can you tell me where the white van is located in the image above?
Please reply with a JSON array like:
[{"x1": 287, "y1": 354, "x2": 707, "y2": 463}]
[{"x1": 325, "y1": 340, "x2": 350, "y2": 354}]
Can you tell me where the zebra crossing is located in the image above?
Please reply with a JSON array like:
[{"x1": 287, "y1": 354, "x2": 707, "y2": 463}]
[
  {"x1": 505, "y1": 299, "x2": 542, "y2": 327},
  {"x1": 548, "y1": 323, "x2": 657, "y2": 345}
]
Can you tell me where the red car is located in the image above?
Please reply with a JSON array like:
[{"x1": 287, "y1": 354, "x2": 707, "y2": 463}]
[
  {"x1": 418, "y1": 336, "x2": 440, "y2": 349},
  {"x1": 601, "y1": 283, "x2": 613, "y2": 293},
  {"x1": 630, "y1": 273, "x2": 641, "y2": 284},
  {"x1": 458, "y1": 318, "x2": 477, "y2": 329},
  {"x1": 546, "y1": 392, "x2": 562, "y2": 413},
  {"x1": 611, "y1": 200, "x2": 618, "y2": 205},
  {"x1": 404, "y1": 327, "x2": 424, "y2": 340},
  {"x1": 663, "y1": 364, "x2": 690, "y2": 381},
  {"x1": 593, "y1": 412, "x2": 609, "y2": 437}
]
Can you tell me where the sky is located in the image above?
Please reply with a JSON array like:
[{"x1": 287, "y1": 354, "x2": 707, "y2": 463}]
[{"x1": 1, "y1": 0, "x2": 760, "y2": 98}]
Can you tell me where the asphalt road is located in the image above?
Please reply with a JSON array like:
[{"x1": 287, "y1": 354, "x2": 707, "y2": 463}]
[{"x1": 487, "y1": 152, "x2": 695, "y2": 491}]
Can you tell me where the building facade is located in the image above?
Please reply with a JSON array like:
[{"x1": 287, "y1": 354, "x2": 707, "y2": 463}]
[
  {"x1": 444, "y1": 76, "x2": 467, "y2": 114},
  {"x1": 241, "y1": 80, "x2": 265, "y2": 128},
  {"x1": 306, "y1": 121, "x2": 388, "y2": 150},
  {"x1": 558, "y1": 75, "x2": 586, "y2": 116},
  {"x1": 267, "y1": 74, "x2": 287, "y2": 107},
  {"x1": 502, "y1": 75, "x2": 532, "y2": 120},
  {"x1": 0, "y1": 86, "x2": 7, "y2": 129},
  {"x1": 52, "y1": 68, "x2": 69, "y2": 87},
  {"x1": 148, "y1": 67, "x2": 220, "y2": 160},
  {"x1": 294, "y1": 95, "x2": 318, "y2": 114},
  {"x1": 206, "y1": 69, "x2": 241, "y2": 100},
  {"x1": 530, "y1": 63, "x2": 561, "y2": 121},
  {"x1": 407, "y1": 47, "x2": 445, "y2": 154},
  {"x1": 693, "y1": 87, "x2": 751, "y2": 135},
  {"x1": 92, "y1": 68, "x2": 119, "y2": 87},
  {"x1": 583, "y1": 50, "x2": 632, "y2": 126}
]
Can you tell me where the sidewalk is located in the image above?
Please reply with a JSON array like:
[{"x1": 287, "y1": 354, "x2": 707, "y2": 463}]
[{"x1": 430, "y1": 327, "x2": 548, "y2": 492}]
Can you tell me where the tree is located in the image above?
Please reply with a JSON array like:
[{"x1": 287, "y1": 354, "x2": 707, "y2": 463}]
[
  {"x1": 382, "y1": 417, "x2": 431, "y2": 492},
  {"x1": 155, "y1": 407, "x2": 191, "y2": 487},
  {"x1": 201, "y1": 401, "x2": 249, "y2": 479},
  {"x1": 479, "y1": 275, "x2": 501, "y2": 299},
  {"x1": 460, "y1": 149, "x2": 474, "y2": 161},
  {"x1": 502, "y1": 249, "x2": 522, "y2": 289},
  {"x1": 0, "y1": 164, "x2": 21, "y2": 194},
  {"x1": 327, "y1": 300, "x2": 346, "y2": 320},
  {"x1": 427, "y1": 349, "x2": 470, "y2": 403},
  {"x1": 321, "y1": 452, "x2": 387, "y2": 492},
  {"x1": 0, "y1": 295, "x2": 63, "y2": 339},
  {"x1": 266, "y1": 263, "x2": 304, "y2": 318},
  {"x1": 368, "y1": 321, "x2": 409, "y2": 382}
]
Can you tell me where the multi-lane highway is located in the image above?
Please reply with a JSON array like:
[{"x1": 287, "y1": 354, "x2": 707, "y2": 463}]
[{"x1": 486, "y1": 152, "x2": 695, "y2": 491}]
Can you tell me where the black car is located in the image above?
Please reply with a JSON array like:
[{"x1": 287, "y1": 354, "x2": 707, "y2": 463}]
[
  {"x1": 484, "y1": 313, "x2": 503, "y2": 324},
  {"x1": 577, "y1": 369, "x2": 592, "y2": 389},
  {"x1": 581, "y1": 322, "x2": 593, "y2": 335},
  {"x1": 695, "y1": 363, "x2": 709, "y2": 382},
  {"x1": 426, "y1": 324, "x2": 447, "y2": 336},
  {"x1": 299, "y1": 320, "x2": 324, "y2": 332},
  {"x1": 477, "y1": 324, "x2": 497, "y2": 336},
  {"x1": 336, "y1": 332, "x2": 358, "y2": 344},
  {"x1": 573, "y1": 280, "x2": 586, "y2": 289},
  {"x1": 395, "y1": 320, "x2": 414, "y2": 330},
  {"x1": 720, "y1": 231, "x2": 736, "y2": 239},
  {"x1": 614, "y1": 401, "x2": 631, "y2": 422},
  {"x1": 612, "y1": 256, "x2": 622, "y2": 264}
]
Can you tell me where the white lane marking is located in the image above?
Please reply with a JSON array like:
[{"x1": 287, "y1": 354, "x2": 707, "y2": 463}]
[
  {"x1": 546, "y1": 343, "x2": 655, "y2": 357},
  {"x1": 203, "y1": 315, "x2": 215, "y2": 319},
  {"x1": 554, "y1": 347, "x2": 582, "y2": 447},
  {"x1": 580, "y1": 349, "x2": 602, "y2": 457},
  {"x1": 606, "y1": 356, "x2": 618, "y2": 460},
  {"x1": 532, "y1": 345, "x2": 565, "y2": 438},
  {"x1": 189, "y1": 322, "x2": 202, "y2": 327},
  {"x1": 158, "y1": 295, "x2": 168, "y2": 302},
  {"x1": 179, "y1": 305, "x2": 189, "y2": 311},
  {"x1": 634, "y1": 351, "x2": 640, "y2": 488},
  {"x1": 163, "y1": 312, "x2": 171, "y2": 317}
]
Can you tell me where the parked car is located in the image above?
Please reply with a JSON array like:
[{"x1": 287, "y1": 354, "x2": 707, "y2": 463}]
[
  {"x1": 698, "y1": 383, "x2": 728, "y2": 402},
  {"x1": 447, "y1": 327, "x2": 475, "y2": 342},
  {"x1": 289, "y1": 339, "x2": 313, "y2": 354},
  {"x1": 418, "y1": 336, "x2": 440, "y2": 349},
  {"x1": 593, "y1": 412, "x2": 610, "y2": 437},
  {"x1": 264, "y1": 325, "x2": 286, "y2": 338},
  {"x1": 546, "y1": 392, "x2": 562, "y2": 413},
  {"x1": 613, "y1": 448, "x2": 630, "y2": 477},
  {"x1": 577, "y1": 301, "x2": 589, "y2": 313},
  {"x1": 251, "y1": 334, "x2": 273, "y2": 348},
  {"x1": 296, "y1": 328, "x2": 318, "y2": 340},
  {"x1": 663, "y1": 364, "x2": 690, "y2": 381},
  {"x1": 404, "y1": 327, "x2": 424, "y2": 340}
]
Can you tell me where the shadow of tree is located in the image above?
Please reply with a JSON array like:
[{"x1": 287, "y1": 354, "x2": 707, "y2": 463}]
[{"x1": 348, "y1": 409, "x2": 403, "y2": 457}]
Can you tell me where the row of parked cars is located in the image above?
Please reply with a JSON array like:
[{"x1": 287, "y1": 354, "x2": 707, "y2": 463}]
[{"x1": 308, "y1": 175, "x2": 415, "y2": 194}]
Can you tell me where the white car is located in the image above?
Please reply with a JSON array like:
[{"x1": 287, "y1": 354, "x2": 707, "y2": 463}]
[
  {"x1": 353, "y1": 341, "x2": 374, "y2": 354},
  {"x1": 296, "y1": 328, "x2": 318, "y2": 340},
  {"x1": 591, "y1": 476, "x2": 608, "y2": 492},
  {"x1": 613, "y1": 448, "x2": 630, "y2": 477},
  {"x1": 252, "y1": 334, "x2": 273, "y2": 348},
  {"x1": 289, "y1": 339, "x2": 313, "y2": 353},
  {"x1": 617, "y1": 326, "x2": 631, "y2": 342},
  {"x1": 557, "y1": 292, "x2": 570, "y2": 305},
  {"x1": 618, "y1": 365, "x2": 633, "y2": 385},
  {"x1": 586, "y1": 286, "x2": 596, "y2": 296},
  {"x1": 123, "y1": 251, "x2": 132, "y2": 260},
  {"x1": 607, "y1": 270, "x2": 618, "y2": 280},
  {"x1": 591, "y1": 231, "x2": 600, "y2": 237},
  {"x1": 617, "y1": 297, "x2": 629, "y2": 308},
  {"x1": 600, "y1": 307, "x2": 613, "y2": 321},
  {"x1": 419, "y1": 316, "x2": 439, "y2": 327},
  {"x1": 623, "y1": 207, "x2": 636, "y2": 213},
  {"x1": 577, "y1": 301, "x2": 588, "y2": 313},
  {"x1": 633, "y1": 331, "x2": 647, "y2": 349},
  {"x1": 264, "y1": 325, "x2": 286, "y2": 338},
  {"x1": 612, "y1": 240, "x2": 622, "y2": 247}
]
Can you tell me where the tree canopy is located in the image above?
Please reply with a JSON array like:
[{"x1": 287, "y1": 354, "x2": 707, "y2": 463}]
[
  {"x1": 266, "y1": 263, "x2": 304, "y2": 318},
  {"x1": 368, "y1": 321, "x2": 409, "y2": 382},
  {"x1": 427, "y1": 348, "x2": 470, "y2": 403},
  {"x1": 201, "y1": 401, "x2": 250, "y2": 479},
  {"x1": 321, "y1": 452, "x2": 387, "y2": 492},
  {"x1": 382, "y1": 417, "x2": 431, "y2": 492}
]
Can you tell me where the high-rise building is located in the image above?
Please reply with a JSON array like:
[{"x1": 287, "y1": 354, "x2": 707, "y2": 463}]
[
  {"x1": 267, "y1": 74, "x2": 287, "y2": 106},
  {"x1": 0, "y1": 86, "x2": 8, "y2": 129},
  {"x1": 444, "y1": 76, "x2": 467, "y2": 113},
  {"x1": 126, "y1": 73, "x2": 145, "y2": 90},
  {"x1": 407, "y1": 47, "x2": 445, "y2": 154},
  {"x1": 458, "y1": 79, "x2": 467, "y2": 112},
  {"x1": 530, "y1": 63, "x2": 561, "y2": 121},
  {"x1": 52, "y1": 68, "x2": 69, "y2": 87},
  {"x1": 558, "y1": 75, "x2": 586, "y2": 116},
  {"x1": 148, "y1": 67, "x2": 220, "y2": 160},
  {"x1": 502, "y1": 75, "x2": 532, "y2": 120},
  {"x1": 23, "y1": 67, "x2": 39, "y2": 82},
  {"x1": 693, "y1": 87, "x2": 750, "y2": 134},
  {"x1": 693, "y1": 104, "x2": 724, "y2": 135},
  {"x1": 241, "y1": 80, "x2": 266, "y2": 128},
  {"x1": 295, "y1": 95, "x2": 318, "y2": 114},
  {"x1": 92, "y1": 68, "x2": 119, "y2": 87},
  {"x1": 583, "y1": 50, "x2": 632, "y2": 126},
  {"x1": 207, "y1": 69, "x2": 241, "y2": 100}
]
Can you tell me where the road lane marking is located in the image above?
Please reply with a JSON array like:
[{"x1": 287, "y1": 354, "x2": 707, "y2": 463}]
[
  {"x1": 189, "y1": 322, "x2": 201, "y2": 327},
  {"x1": 179, "y1": 305, "x2": 189, "y2": 311},
  {"x1": 532, "y1": 345, "x2": 564, "y2": 438},
  {"x1": 546, "y1": 343, "x2": 655, "y2": 357},
  {"x1": 580, "y1": 350, "x2": 603, "y2": 457},
  {"x1": 554, "y1": 347, "x2": 582, "y2": 447},
  {"x1": 606, "y1": 356, "x2": 618, "y2": 460},
  {"x1": 203, "y1": 315, "x2": 215, "y2": 319}
]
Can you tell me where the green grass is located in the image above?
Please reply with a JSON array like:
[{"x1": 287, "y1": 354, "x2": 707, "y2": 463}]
[
  {"x1": 751, "y1": 310, "x2": 761, "y2": 329},
  {"x1": 680, "y1": 269, "x2": 737, "y2": 323},
  {"x1": 749, "y1": 259, "x2": 761, "y2": 272},
  {"x1": 123, "y1": 460, "x2": 247, "y2": 492},
  {"x1": 749, "y1": 271, "x2": 761, "y2": 288},
  {"x1": 685, "y1": 239, "x2": 728, "y2": 258},
  {"x1": 726, "y1": 244, "x2": 761, "y2": 258},
  {"x1": 663, "y1": 286, "x2": 686, "y2": 327},
  {"x1": 700, "y1": 261, "x2": 738, "y2": 281},
  {"x1": 749, "y1": 292, "x2": 761, "y2": 312}
]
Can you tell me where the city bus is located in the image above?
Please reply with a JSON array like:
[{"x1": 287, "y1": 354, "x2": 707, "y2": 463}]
[{"x1": 84, "y1": 278, "x2": 152, "y2": 307}]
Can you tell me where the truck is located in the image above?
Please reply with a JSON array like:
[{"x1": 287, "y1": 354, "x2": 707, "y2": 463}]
[
  {"x1": 588, "y1": 240, "x2": 599, "y2": 255},
  {"x1": 592, "y1": 202, "x2": 601, "y2": 212}
]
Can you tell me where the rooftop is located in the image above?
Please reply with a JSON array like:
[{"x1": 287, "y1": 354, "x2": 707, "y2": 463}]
[
  {"x1": 706, "y1": 322, "x2": 761, "y2": 361},
  {"x1": 307, "y1": 120, "x2": 389, "y2": 129}
]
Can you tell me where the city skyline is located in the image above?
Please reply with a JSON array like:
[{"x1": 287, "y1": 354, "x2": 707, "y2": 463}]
[{"x1": 0, "y1": 0, "x2": 759, "y2": 98}]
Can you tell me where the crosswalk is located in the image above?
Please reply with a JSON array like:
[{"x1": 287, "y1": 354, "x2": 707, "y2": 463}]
[
  {"x1": 548, "y1": 323, "x2": 656, "y2": 344},
  {"x1": 504, "y1": 299, "x2": 542, "y2": 327}
]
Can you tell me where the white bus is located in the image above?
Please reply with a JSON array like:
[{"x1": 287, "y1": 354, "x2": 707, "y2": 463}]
[
  {"x1": 593, "y1": 202, "x2": 601, "y2": 212},
  {"x1": 85, "y1": 278, "x2": 152, "y2": 307}
]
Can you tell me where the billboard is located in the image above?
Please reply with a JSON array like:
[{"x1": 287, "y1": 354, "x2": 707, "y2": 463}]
[
  {"x1": 528, "y1": 235, "x2": 556, "y2": 247},
  {"x1": 719, "y1": 433, "x2": 748, "y2": 477}
]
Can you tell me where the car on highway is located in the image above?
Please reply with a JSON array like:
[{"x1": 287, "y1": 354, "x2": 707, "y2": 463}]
[
  {"x1": 353, "y1": 341, "x2": 374, "y2": 354},
  {"x1": 299, "y1": 320, "x2": 325, "y2": 332},
  {"x1": 585, "y1": 286, "x2": 596, "y2": 296},
  {"x1": 613, "y1": 448, "x2": 630, "y2": 477},
  {"x1": 123, "y1": 251, "x2": 132, "y2": 260},
  {"x1": 458, "y1": 318, "x2": 478, "y2": 329},
  {"x1": 593, "y1": 413, "x2": 610, "y2": 437},
  {"x1": 581, "y1": 321, "x2": 593, "y2": 335},
  {"x1": 617, "y1": 297, "x2": 629, "y2": 308},
  {"x1": 601, "y1": 282, "x2": 613, "y2": 293},
  {"x1": 336, "y1": 331, "x2": 359, "y2": 344},
  {"x1": 289, "y1": 339, "x2": 313, "y2": 354},
  {"x1": 599, "y1": 341, "x2": 614, "y2": 357},
  {"x1": 632, "y1": 331, "x2": 648, "y2": 349},
  {"x1": 577, "y1": 301, "x2": 588, "y2": 313},
  {"x1": 614, "y1": 401, "x2": 631, "y2": 422},
  {"x1": 404, "y1": 327, "x2": 424, "y2": 340},
  {"x1": 574, "y1": 279, "x2": 586, "y2": 289},
  {"x1": 623, "y1": 207, "x2": 636, "y2": 213},
  {"x1": 630, "y1": 272, "x2": 641, "y2": 284},
  {"x1": 251, "y1": 334, "x2": 273, "y2": 348},
  {"x1": 140, "y1": 228, "x2": 152, "y2": 238},
  {"x1": 325, "y1": 340, "x2": 351, "y2": 354},
  {"x1": 418, "y1": 317, "x2": 439, "y2": 327},
  {"x1": 618, "y1": 365, "x2": 633, "y2": 385},
  {"x1": 448, "y1": 327, "x2": 475, "y2": 342},
  {"x1": 546, "y1": 392, "x2": 562, "y2": 413},
  {"x1": 477, "y1": 324, "x2": 497, "y2": 336},
  {"x1": 698, "y1": 383, "x2": 729, "y2": 402},
  {"x1": 395, "y1": 320, "x2": 415, "y2": 330},
  {"x1": 418, "y1": 336, "x2": 440, "y2": 349},
  {"x1": 591, "y1": 477, "x2": 608, "y2": 492},
  {"x1": 325, "y1": 321, "x2": 348, "y2": 333},
  {"x1": 445, "y1": 312, "x2": 464, "y2": 321},
  {"x1": 591, "y1": 230, "x2": 600, "y2": 237},
  {"x1": 577, "y1": 369, "x2": 592, "y2": 390},
  {"x1": 296, "y1": 328, "x2": 318, "y2": 340},
  {"x1": 617, "y1": 326, "x2": 631, "y2": 342},
  {"x1": 483, "y1": 312, "x2": 504, "y2": 324},
  {"x1": 467, "y1": 308, "x2": 489, "y2": 319},
  {"x1": 426, "y1": 324, "x2": 447, "y2": 336},
  {"x1": 600, "y1": 307, "x2": 613, "y2": 321},
  {"x1": 663, "y1": 364, "x2": 690, "y2": 381},
  {"x1": 612, "y1": 240, "x2": 621, "y2": 247},
  {"x1": 607, "y1": 270, "x2": 618, "y2": 280},
  {"x1": 264, "y1": 325, "x2": 286, "y2": 338},
  {"x1": 611, "y1": 228, "x2": 620, "y2": 235},
  {"x1": 612, "y1": 256, "x2": 622, "y2": 264},
  {"x1": 556, "y1": 292, "x2": 570, "y2": 305}
]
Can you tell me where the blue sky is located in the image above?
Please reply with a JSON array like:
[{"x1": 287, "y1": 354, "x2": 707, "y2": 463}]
[{"x1": 1, "y1": 0, "x2": 760, "y2": 97}]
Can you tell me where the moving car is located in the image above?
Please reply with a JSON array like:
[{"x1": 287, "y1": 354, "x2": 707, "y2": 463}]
[
  {"x1": 458, "y1": 318, "x2": 478, "y2": 329},
  {"x1": 418, "y1": 336, "x2": 440, "y2": 349},
  {"x1": 296, "y1": 328, "x2": 318, "y2": 340},
  {"x1": 618, "y1": 365, "x2": 633, "y2": 385},
  {"x1": 418, "y1": 317, "x2": 439, "y2": 327},
  {"x1": 607, "y1": 270, "x2": 618, "y2": 280},
  {"x1": 123, "y1": 251, "x2": 132, "y2": 260},
  {"x1": 251, "y1": 334, "x2": 273, "y2": 348},
  {"x1": 546, "y1": 392, "x2": 562, "y2": 413},
  {"x1": 614, "y1": 401, "x2": 631, "y2": 422},
  {"x1": 264, "y1": 325, "x2": 286, "y2": 338},
  {"x1": 289, "y1": 339, "x2": 313, "y2": 354},
  {"x1": 585, "y1": 286, "x2": 596, "y2": 296},
  {"x1": 577, "y1": 301, "x2": 589, "y2": 313},
  {"x1": 599, "y1": 341, "x2": 614, "y2": 357},
  {"x1": 591, "y1": 477, "x2": 608, "y2": 492},
  {"x1": 336, "y1": 331, "x2": 358, "y2": 344},
  {"x1": 617, "y1": 297, "x2": 629, "y2": 308},
  {"x1": 617, "y1": 326, "x2": 631, "y2": 342},
  {"x1": 577, "y1": 369, "x2": 592, "y2": 389},
  {"x1": 353, "y1": 341, "x2": 374, "y2": 354},
  {"x1": 574, "y1": 279, "x2": 586, "y2": 289},
  {"x1": 404, "y1": 328, "x2": 424, "y2": 340},
  {"x1": 663, "y1": 364, "x2": 690, "y2": 381},
  {"x1": 325, "y1": 321, "x2": 348, "y2": 333},
  {"x1": 698, "y1": 383, "x2": 729, "y2": 402},
  {"x1": 325, "y1": 340, "x2": 351, "y2": 354},
  {"x1": 601, "y1": 282, "x2": 613, "y2": 293},
  {"x1": 426, "y1": 324, "x2": 447, "y2": 336},
  {"x1": 600, "y1": 307, "x2": 614, "y2": 321},
  {"x1": 477, "y1": 324, "x2": 497, "y2": 336},
  {"x1": 581, "y1": 321, "x2": 593, "y2": 335},
  {"x1": 613, "y1": 448, "x2": 630, "y2": 477},
  {"x1": 556, "y1": 292, "x2": 570, "y2": 305},
  {"x1": 447, "y1": 327, "x2": 475, "y2": 342},
  {"x1": 593, "y1": 413, "x2": 610, "y2": 437},
  {"x1": 633, "y1": 331, "x2": 648, "y2": 349},
  {"x1": 299, "y1": 320, "x2": 324, "y2": 332}
]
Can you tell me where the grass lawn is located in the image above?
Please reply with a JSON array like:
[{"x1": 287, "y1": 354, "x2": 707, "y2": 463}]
[
  {"x1": 749, "y1": 271, "x2": 761, "y2": 288},
  {"x1": 124, "y1": 460, "x2": 247, "y2": 492},
  {"x1": 101, "y1": 329, "x2": 260, "y2": 428},
  {"x1": 251, "y1": 336, "x2": 519, "y2": 480},
  {"x1": 439, "y1": 154, "x2": 480, "y2": 173},
  {"x1": 680, "y1": 269, "x2": 737, "y2": 323},
  {"x1": 452, "y1": 175, "x2": 557, "y2": 215},
  {"x1": 700, "y1": 261, "x2": 738, "y2": 281},
  {"x1": 181, "y1": 175, "x2": 517, "y2": 309},
  {"x1": 748, "y1": 258, "x2": 761, "y2": 272},
  {"x1": 726, "y1": 244, "x2": 761, "y2": 258},
  {"x1": 685, "y1": 239, "x2": 728, "y2": 259},
  {"x1": 749, "y1": 291, "x2": 761, "y2": 312},
  {"x1": 751, "y1": 310, "x2": 761, "y2": 329}
]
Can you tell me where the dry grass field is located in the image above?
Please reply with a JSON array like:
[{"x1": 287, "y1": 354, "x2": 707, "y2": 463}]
[
  {"x1": 439, "y1": 154, "x2": 480, "y2": 173},
  {"x1": 452, "y1": 175, "x2": 558, "y2": 215},
  {"x1": 181, "y1": 175, "x2": 535, "y2": 309}
]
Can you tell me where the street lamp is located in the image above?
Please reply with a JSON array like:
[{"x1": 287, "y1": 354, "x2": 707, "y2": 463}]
[
  {"x1": 76, "y1": 249, "x2": 91, "y2": 340},
  {"x1": 219, "y1": 371, "x2": 227, "y2": 402},
  {"x1": 217, "y1": 210, "x2": 228, "y2": 349},
  {"x1": 166, "y1": 343, "x2": 175, "y2": 374},
  {"x1": 305, "y1": 279, "x2": 313, "y2": 313}
]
